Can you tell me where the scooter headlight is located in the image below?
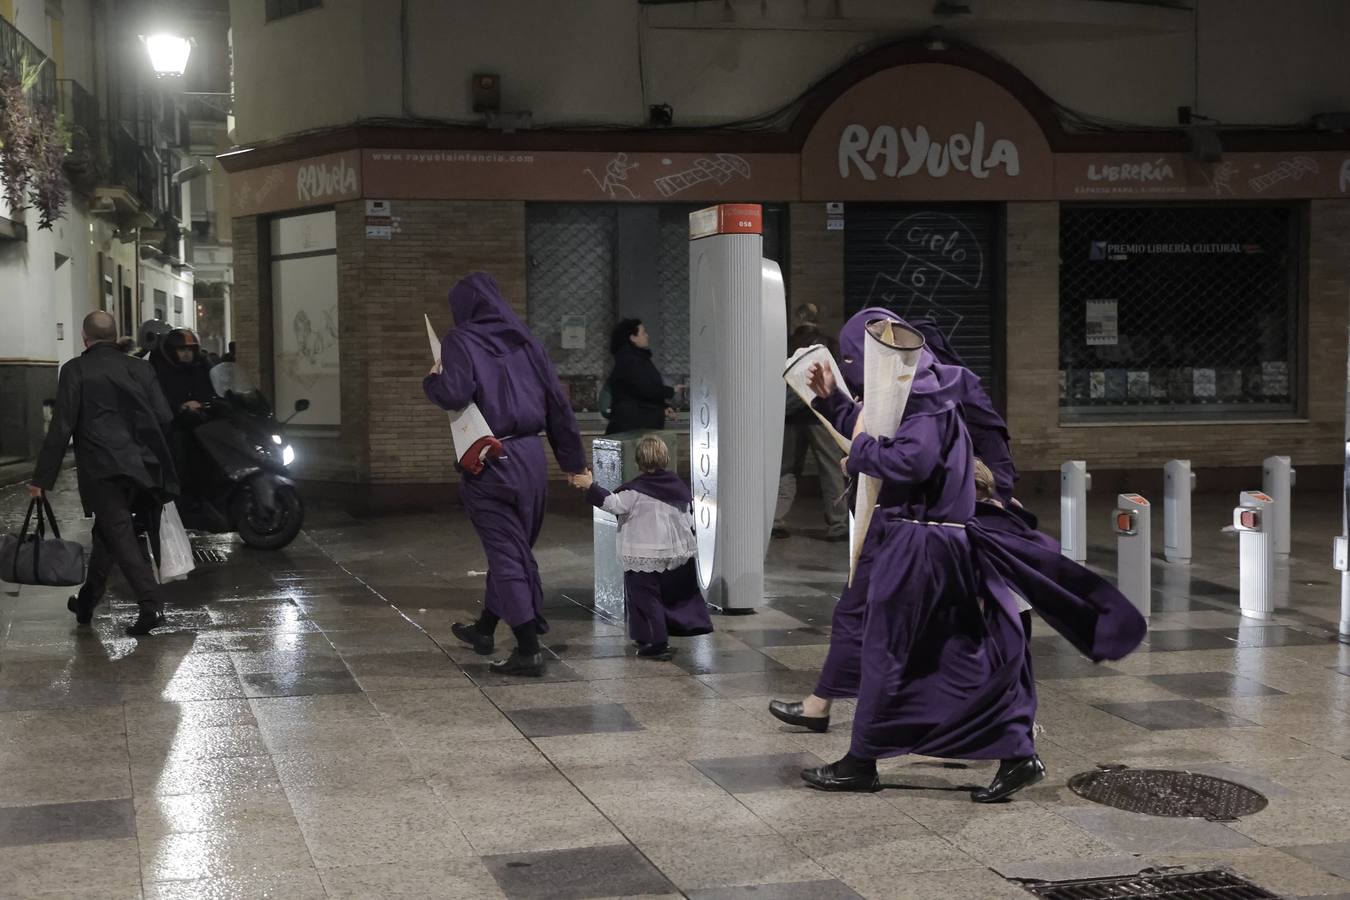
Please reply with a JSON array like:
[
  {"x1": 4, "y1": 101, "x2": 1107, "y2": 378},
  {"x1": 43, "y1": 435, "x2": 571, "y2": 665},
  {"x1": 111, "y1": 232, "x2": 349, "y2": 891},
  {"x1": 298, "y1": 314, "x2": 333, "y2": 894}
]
[
  {"x1": 271, "y1": 434, "x2": 283, "y2": 445},
  {"x1": 282, "y1": 445, "x2": 296, "y2": 466}
]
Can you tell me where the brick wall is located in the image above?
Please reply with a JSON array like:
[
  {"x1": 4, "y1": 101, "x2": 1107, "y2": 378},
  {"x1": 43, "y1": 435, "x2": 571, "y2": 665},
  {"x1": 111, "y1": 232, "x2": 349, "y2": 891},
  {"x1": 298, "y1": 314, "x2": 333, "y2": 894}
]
[
  {"x1": 359, "y1": 201, "x2": 528, "y2": 483},
  {"x1": 1005, "y1": 200, "x2": 1350, "y2": 477}
]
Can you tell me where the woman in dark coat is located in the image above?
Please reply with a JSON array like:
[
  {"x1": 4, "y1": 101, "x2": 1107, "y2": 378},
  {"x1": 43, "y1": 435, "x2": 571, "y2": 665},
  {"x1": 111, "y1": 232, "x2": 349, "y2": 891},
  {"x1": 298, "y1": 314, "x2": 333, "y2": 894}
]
[{"x1": 605, "y1": 319, "x2": 674, "y2": 435}]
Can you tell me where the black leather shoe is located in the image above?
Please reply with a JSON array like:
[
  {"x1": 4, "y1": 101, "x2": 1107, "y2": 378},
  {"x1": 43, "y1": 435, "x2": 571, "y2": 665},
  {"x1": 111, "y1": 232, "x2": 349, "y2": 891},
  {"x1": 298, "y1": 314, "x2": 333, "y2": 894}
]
[
  {"x1": 125, "y1": 612, "x2": 167, "y2": 636},
  {"x1": 771, "y1": 527, "x2": 789, "y2": 539},
  {"x1": 971, "y1": 755, "x2": 1046, "y2": 803},
  {"x1": 451, "y1": 622, "x2": 494, "y2": 656},
  {"x1": 768, "y1": 700, "x2": 830, "y2": 733},
  {"x1": 802, "y1": 762, "x2": 881, "y2": 792},
  {"x1": 489, "y1": 651, "x2": 544, "y2": 677},
  {"x1": 637, "y1": 643, "x2": 674, "y2": 661},
  {"x1": 67, "y1": 596, "x2": 93, "y2": 626}
]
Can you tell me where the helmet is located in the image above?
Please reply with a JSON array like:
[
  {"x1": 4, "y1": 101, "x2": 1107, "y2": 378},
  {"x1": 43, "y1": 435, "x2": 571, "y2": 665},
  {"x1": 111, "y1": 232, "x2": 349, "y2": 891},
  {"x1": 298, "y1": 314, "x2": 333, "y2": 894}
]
[{"x1": 138, "y1": 319, "x2": 171, "y2": 353}]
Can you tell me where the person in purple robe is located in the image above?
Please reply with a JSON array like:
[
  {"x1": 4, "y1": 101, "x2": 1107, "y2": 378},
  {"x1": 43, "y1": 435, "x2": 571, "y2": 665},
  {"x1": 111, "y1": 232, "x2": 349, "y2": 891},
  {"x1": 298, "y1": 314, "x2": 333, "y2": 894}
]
[
  {"x1": 770, "y1": 307, "x2": 1020, "y2": 733},
  {"x1": 423, "y1": 272, "x2": 588, "y2": 677},
  {"x1": 796, "y1": 318, "x2": 1145, "y2": 799},
  {"x1": 572, "y1": 435, "x2": 713, "y2": 659},
  {"x1": 911, "y1": 319, "x2": 1019, "y2": 505}
]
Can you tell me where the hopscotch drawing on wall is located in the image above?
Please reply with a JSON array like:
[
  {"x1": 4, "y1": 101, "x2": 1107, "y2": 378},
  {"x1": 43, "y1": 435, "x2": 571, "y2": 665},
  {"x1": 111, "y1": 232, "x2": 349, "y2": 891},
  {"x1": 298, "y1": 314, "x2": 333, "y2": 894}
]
[{"x1": 864, "y1": 211, "x2": 984, "y2": 341}]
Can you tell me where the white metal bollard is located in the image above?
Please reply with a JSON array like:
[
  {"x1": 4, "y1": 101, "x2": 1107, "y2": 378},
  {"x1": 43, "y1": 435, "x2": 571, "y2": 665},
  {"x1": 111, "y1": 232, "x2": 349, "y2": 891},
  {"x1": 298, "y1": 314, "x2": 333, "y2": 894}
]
[
  {"x1": 1163, "y1": 459, "x2": 1196, "y2": 564},
  {"x1": 1114, "y1": 494, "x2": 1152, "y2": 621},
  {"x1": 1262, "y1": 455, "x2": 1295, "y2": 556},
  {"x1": 1235, "y1": 491, "x2": 1276, "y2": 619},
  {"x1": 1060, "y1": 460, "x2": 1091, "y2": 563}
]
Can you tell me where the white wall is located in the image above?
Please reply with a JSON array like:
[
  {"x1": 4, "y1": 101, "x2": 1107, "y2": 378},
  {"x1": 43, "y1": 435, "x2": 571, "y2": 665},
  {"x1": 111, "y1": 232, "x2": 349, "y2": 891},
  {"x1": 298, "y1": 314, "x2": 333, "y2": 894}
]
[{"x1": 230, "y1": 0, "x2": 1350, "y2": 145}]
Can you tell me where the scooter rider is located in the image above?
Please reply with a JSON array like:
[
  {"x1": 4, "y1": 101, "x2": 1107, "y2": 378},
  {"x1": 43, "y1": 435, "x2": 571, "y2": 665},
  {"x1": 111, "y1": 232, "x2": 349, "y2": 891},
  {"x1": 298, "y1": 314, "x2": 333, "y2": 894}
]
[{"x1": 150, "y1": 329, "x2": 217, "y2": 499}]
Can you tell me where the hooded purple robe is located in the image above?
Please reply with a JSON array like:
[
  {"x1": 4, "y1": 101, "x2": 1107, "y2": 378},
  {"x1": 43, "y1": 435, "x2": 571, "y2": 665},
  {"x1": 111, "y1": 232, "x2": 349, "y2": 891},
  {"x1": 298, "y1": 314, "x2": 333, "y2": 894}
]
[
  {"x1": 423, "y1": 273, "x2": 586, "y2": 631},
  {"x1": 843, "y1": 356, "x2": 1040, "y2": 762},
  {"x1": 587, "y1": 470, "x2": 714, "y2": 644}
]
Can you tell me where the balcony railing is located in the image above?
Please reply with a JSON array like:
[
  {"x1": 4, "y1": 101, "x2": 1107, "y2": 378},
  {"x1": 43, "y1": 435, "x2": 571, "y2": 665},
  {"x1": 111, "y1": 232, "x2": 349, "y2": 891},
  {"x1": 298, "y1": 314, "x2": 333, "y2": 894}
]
[
  {"x1": 0, "y1": 15, "x2": 56, "y2": 109},
  {"x1": 106, "y1": 122, "x2": 160, "y2": 212}
]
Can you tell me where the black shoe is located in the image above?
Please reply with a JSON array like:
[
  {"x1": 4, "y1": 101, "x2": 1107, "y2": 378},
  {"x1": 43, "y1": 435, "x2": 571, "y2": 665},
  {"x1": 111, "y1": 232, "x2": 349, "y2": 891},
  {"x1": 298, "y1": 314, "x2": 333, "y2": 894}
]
[
  {"x1": 768, "y1": 700, "x2": 830, "y2": 733},
  {"x1": 637, "y1": 643, "x2": 673, "y2": 661},
  {"x1": 67, "y1": 596, "x2": 93, "y2": 626},
  {"x1": 489, "y1": 651, "x2": 544, "y2": 677},
  {"x1": 126, "y1": 612, "x2": 167, "y2": 637},
  {"x1": 452, "y1": 622, "x2": 494, "y2": 656},
  {"x1": 771, "y1": 527, "x2": 789, "y2": 539},
  {"x1": 823, "y1": 532, "x2": 849, "y2": 543},
  {"x1": 802, "y1": 762, "x2": 881, "y2": 793},
  {"x1": 971, "y1": 755, "x2": 1046, "y2": 803}
]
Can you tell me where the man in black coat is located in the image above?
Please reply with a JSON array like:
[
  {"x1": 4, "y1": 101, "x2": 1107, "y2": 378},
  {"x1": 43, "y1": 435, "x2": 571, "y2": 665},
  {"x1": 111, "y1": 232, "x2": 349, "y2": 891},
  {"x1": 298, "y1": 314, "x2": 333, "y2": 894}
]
[
  {"x1": 773, "y1": 303, "x2": 848, "y2": 541},
  {"x1": 29, "y1": 311, "x2": 179, "y2": 636}
]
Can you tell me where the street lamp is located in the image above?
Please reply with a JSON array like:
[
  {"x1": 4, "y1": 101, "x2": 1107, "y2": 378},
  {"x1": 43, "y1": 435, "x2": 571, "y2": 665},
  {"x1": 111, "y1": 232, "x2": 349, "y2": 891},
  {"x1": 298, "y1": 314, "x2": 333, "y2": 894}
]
[{"x1": 143, "y1": 34, "x2": 192, "y2": 78}]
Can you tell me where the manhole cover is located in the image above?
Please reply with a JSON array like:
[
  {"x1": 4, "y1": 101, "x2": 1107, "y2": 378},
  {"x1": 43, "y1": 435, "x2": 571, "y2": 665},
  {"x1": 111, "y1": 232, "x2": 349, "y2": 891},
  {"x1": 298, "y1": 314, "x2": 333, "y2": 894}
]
[
  {"x1": 1025, "y1": 868, "x2": 1278, "y2": 899},
  {"x1": 1068, "y1": 767, "x2": 1267, "y2": 820},
  {"x1": 192, "y1": 547, "x2": 228, "y2": 564}
]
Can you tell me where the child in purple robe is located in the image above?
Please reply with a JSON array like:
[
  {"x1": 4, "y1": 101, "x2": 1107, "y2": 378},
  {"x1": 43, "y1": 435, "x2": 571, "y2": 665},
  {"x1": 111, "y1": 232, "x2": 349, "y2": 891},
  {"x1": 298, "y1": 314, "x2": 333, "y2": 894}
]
[
  {"x1": 424, "y1": 273, "x2": 588, "y2": 678},
  {"x1": 573, "y1": 435, "x2": 713, "y2": 659}
]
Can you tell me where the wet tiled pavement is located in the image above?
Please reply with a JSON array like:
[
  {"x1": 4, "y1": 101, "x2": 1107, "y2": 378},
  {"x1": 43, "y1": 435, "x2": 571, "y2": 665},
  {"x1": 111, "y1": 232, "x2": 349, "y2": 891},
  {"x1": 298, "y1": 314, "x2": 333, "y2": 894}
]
[{"x1": 5, "y1": 472, "x2": 1350, "y2": 898}]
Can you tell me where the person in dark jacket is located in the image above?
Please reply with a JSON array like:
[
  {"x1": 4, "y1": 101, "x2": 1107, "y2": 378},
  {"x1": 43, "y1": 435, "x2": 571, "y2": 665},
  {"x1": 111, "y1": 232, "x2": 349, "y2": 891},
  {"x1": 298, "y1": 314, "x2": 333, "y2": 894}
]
[
  {"x1": 150, "y1": 329, "x2": 217, "y2": 497},
  {"x1": 29, "y1": 311, "x2": 179, "y2": 636},
  {"x1": 605, "y1": 318, "x2": 676, "y2": 435},
  {"x1": 774, "y1": 303, "x2": 847, "y2": 541}
]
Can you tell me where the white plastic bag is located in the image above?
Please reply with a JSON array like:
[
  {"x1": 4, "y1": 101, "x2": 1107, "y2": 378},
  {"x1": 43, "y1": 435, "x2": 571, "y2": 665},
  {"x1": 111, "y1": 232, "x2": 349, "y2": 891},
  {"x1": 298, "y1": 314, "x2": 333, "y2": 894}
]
[{"x1": 157, "y1": 502, "x2": 195, "y2": 582}]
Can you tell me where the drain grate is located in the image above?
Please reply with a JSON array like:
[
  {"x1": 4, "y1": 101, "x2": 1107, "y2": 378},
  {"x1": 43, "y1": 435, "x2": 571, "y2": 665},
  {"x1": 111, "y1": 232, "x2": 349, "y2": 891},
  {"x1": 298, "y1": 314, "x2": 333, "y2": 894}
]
[
  {"x1": 1025, "y1": 868, "x2": 1278, "y2": 899},
  {"x1": 1068, "y1": 767, "x2": 1267, "y2": 820},
  {"x1": 192, "y1": 547, "x2": 228, "y2": 565}
]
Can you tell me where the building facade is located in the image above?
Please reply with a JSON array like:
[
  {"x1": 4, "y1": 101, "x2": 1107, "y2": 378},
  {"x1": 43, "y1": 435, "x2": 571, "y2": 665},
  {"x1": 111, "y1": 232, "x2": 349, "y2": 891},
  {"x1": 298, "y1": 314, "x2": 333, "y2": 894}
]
[
  {"x1": 0, "y1": 0, "x2": 217, "y2": 462},
  {"x1": 220, "y1": 0, "x2": 1350, "y2": 502}
]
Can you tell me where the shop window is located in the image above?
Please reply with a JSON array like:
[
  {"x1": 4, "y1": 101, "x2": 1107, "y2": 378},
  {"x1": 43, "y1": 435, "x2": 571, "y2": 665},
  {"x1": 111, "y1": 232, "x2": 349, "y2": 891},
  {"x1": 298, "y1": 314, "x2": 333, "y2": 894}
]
[
  {"x1": 265, "y1": 0, "x2": 320, "y2": 22},
  {"x1": 1059, "y1": 205, "x2": 1299, "y2": 420},
  {"x1": 269, "y1": 209, "x2": 338, "y2": 425},
  {"x1": 525, "y1": 203, "x2": 786, "y2": 419}
]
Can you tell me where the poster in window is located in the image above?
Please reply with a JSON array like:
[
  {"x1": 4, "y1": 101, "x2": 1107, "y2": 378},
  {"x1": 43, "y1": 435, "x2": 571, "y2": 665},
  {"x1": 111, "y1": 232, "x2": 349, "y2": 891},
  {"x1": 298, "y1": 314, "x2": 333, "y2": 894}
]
[
  {"x1": 1261, "y1": 361, "x2": 1289, "y2": 397},
  {"x1": 1085, "y1": 299, "x2": 1118, "y2": 346},
  {"x1": 272, "y1": 254, "x2": 341, "y2": 425},
  {"x1": 560, "y1": 315, "x2": 587, "y2": 351}
]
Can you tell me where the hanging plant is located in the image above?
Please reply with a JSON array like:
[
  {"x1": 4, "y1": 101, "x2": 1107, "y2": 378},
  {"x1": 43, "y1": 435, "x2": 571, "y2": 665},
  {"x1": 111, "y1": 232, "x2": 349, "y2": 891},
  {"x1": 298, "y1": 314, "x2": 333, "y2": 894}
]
[
  {"x1": 0, "y1": 58, "x2": 70, "y2": 230},
  {"x1": 29, "y1": 105, "x2": 68, "y2": 229},
  {"x1": 0, "y1": 66, "x2": 36, "y2": 212}
]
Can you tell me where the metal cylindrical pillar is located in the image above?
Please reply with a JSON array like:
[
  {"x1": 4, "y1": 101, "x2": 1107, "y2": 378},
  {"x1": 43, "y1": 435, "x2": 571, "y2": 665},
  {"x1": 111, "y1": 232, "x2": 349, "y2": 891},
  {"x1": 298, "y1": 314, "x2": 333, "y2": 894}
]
[
  {"x1": 1114, "y1": 493, "x2": 1152, "y2": 621},
  {"x1": 1262, "y1": 455, "x2": 1295, "y2": 556},
  {"x1": 1061, "y1": 461, "x2": 1091, "y2": 563},
  {"x1": 1163, "y1": 459, "x2": 1195, "y2": 564},
  {"x1": 1235, "y1": 491, "x2": 1275, "y2": 619}
]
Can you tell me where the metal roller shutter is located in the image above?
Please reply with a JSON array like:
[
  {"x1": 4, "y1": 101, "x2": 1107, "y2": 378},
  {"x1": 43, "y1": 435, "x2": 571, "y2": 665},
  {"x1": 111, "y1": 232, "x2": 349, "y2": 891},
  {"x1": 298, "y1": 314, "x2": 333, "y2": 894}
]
[{"x1": 844, "y1": 204, "x2": 1000, "y2": 400}]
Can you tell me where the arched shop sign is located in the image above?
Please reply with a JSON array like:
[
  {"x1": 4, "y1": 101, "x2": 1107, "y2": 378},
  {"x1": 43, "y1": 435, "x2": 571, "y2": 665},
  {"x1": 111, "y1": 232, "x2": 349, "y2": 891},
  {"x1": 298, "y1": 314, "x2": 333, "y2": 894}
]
[{"x1": 799, "y1": 63, "x2": 1055, "y2": 201}]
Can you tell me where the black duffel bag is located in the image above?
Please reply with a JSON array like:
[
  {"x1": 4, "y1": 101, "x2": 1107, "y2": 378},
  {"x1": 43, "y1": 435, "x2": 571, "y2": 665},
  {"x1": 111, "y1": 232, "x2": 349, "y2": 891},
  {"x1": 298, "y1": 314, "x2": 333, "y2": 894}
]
[{"x1": 0, "y1": 496, "x2": 87, "y2": 587}]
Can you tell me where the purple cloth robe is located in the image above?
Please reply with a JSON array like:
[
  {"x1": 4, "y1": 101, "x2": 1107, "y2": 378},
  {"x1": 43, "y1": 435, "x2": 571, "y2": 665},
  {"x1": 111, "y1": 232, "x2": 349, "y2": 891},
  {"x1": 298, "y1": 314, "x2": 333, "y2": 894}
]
[
  {"x1": 848, "y1": 400, "x2": 1038, "y2": 762},
  {"x1": 587, "y1": 472, "x2": 714, "y2": 644},
  {"x1": 969, "y1": 503, "x2": 1146, "y2": 662},
  {"x1": 423, "y1": 273, "x2": 586, "y2": 631}
]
